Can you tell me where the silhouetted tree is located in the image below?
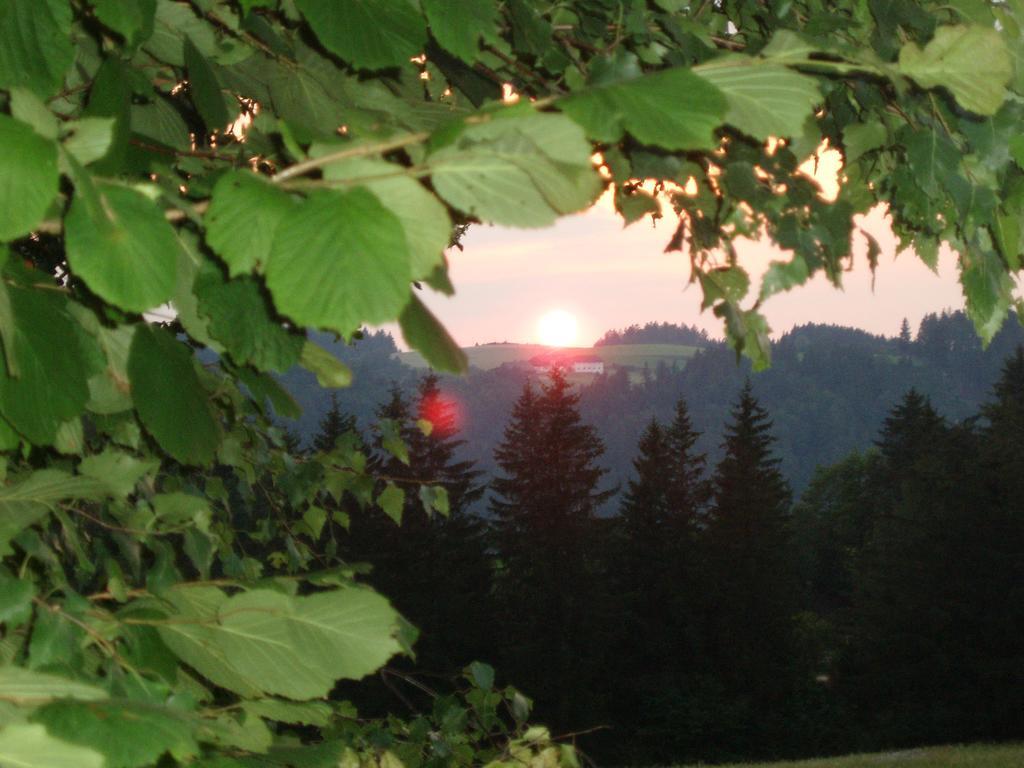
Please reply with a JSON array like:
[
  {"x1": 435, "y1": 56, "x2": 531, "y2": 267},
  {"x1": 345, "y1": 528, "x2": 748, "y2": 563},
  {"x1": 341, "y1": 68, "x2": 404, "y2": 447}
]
[
  {"x1": 312, "y1": 393, "x2": 357, "y2": 453},
  {"x1": 700, "y1": 380, "x2": 795, "y2": 755},
  {"x1": 490, "y1": 366, "x2": 614, "y2": 731}
]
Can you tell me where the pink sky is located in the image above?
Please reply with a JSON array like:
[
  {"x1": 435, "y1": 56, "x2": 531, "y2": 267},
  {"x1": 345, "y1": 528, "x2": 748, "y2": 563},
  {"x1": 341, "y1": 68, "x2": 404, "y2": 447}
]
[{"x1": 408, "y1": 196, "x2": 967, "y2": 348}]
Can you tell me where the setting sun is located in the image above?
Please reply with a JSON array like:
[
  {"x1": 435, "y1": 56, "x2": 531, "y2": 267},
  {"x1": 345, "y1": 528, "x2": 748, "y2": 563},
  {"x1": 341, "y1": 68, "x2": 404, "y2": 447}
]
[{"x1": 537, "y1": 309, "x2": 578, "y2": 347}]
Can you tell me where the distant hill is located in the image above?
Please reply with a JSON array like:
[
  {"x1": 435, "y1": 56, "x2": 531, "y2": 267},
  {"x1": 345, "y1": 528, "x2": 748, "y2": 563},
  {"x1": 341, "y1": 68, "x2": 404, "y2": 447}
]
[
  {"x1": 282, "y1": 311, "x2": 1024, "y2": 503},
  {"x1": 396, "y1": 342, "x2": 703, "y2": 373}
]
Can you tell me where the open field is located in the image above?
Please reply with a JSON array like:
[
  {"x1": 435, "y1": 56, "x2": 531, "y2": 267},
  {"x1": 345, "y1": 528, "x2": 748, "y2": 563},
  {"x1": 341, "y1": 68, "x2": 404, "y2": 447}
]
[
  {"x1": 680, "y1": 744, "x2": 1024, "y2": 768},
  {"x1": 396, "y1": 343, "x2": 703, "y2": 371}
]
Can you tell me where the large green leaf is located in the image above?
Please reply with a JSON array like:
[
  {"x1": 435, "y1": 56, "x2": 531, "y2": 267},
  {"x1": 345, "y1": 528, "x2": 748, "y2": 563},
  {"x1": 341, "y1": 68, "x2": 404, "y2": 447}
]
[
  {"x1": 317, "y1": 155, "x2": 451, "y2": 280},
  {"x1": 288, "y1": 587, "x2": 405, "y2": 683},
  {"x1": 64, "y1": 181, "x2": 178, "y2": 313},
  {"x1": 560, "y1": 67, "x2": 727, "y2": 150},
  {"x1": 156, "y1": 586, "x2": 262, "y2": 698},
  {"x1": 695, "y1": 61, "x2": 820, "y2": 140},
  {"x1": 0, "y1": 116, "x2": 59, "y2": 242},
  {"x1": 159, "y1": 585, "x2": 403, "y2": 700},
  {"x1": 193, "y1": 266, "x2": 304, "y2": 373},
  {"x1": 127, "y1": 325, "x2": 220, "y2": 466},
  {"x1": 33, "y1": 700, "x2": 199, "y2": 768},
  {"x1": 204, "y1": 171, "x2": 295, "y2": 277},
  {"x1": 422, "y1": 0, "x2": 497, "y2": 63},
  {"x1": 0, "y1": 0, "x2": 73, "y2": 98},
  {"x1": 399, "y1": 293, "x2": 467, "y2": 374},
  {"x1": 0, "y1": 668, "x2": 107, "y2": 704},
  {"x1": 214, "y1": 590, "x2": 334, "y2": 700},
  {"x1": 430, "y1": 112, "x2": 602, "y2": 227},
  {"x1": 0, "y1": 288, "x2": 90, "y2": 446},
  {"x1": 899, "y1": 25, "x2": 1012, "y2": 115},
  {"x1": 0, "y1": 724, "x2": 102, "y2": 768},
  {"x1": 265, "y1": 189, "x2": 412, "y2": 333},
  {"x1": 295, "y1": 0, "x2": 427, "y2": 70}
]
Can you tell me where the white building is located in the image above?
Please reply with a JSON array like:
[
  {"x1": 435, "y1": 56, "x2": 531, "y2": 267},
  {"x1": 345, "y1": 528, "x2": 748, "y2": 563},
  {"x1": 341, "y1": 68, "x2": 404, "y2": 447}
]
[{"x1": 572, "y1": 360, "x2": 604, "y2": 374}]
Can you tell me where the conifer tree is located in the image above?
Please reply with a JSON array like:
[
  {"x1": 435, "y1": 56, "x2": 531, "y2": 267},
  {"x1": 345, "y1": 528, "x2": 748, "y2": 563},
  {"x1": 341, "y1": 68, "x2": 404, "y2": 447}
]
[
  {"x1": 700, "y1": 381, "x2": 795, "y2": 750},
  {"x1": 312, "y1": 393, "x2": 358, "y2": 453},
  {"x1": 609, "y1": 401, "x2": 709, "y2": 762},
  {"x1": 490, "y1": 366, "x2": 614, "y2": 730}
]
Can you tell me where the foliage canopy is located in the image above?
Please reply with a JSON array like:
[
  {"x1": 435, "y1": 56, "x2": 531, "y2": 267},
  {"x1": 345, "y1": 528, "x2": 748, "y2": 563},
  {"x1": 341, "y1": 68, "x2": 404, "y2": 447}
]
[{"x1": 0, "y1": 0, "x2": 1022, "y2": 765}]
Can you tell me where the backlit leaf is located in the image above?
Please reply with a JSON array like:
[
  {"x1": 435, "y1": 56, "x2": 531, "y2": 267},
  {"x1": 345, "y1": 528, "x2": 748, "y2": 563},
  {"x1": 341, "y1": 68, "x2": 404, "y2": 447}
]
[
  {"x1": 899, "y1": 25, "x2": 1012, "y2": 115},
  {"x1": 0, "y1": 723, "x2": 102, "y2": 768},
  {"x1": 399, "y1": 292, "x2": 467, "y2": 374},
  {"x1": 265, "y1": 189, "x2": 411, "y2": 334},
  {"x1": 205, "y1": 171, "x2": 295, "y2": 277},
  {"x1": 695, "y1": 61, "x2": 820, "y2": 140},
  {"x1": 561, "y1": 67, "x2": 727, "y2": 150}
]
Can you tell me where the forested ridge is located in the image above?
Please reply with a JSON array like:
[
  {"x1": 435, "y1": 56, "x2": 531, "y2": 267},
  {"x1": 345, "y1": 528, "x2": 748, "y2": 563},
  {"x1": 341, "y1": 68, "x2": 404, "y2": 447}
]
[
  {"x1": 286, "y1": 311, "x2": 1024, "y2": 497},
  {"x1": 313, "y1": 342, "x2": 1024, "y2": 765}
]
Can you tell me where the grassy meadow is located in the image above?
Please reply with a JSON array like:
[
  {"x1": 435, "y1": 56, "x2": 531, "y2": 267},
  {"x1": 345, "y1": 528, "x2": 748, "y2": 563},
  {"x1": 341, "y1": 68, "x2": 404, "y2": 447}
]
[
  {"x1": 680, "y1": 744, "x2": 1024, "y2": 768},
  {"x1": 395, "y1": 342, "x2": 702, "y2": 372}
]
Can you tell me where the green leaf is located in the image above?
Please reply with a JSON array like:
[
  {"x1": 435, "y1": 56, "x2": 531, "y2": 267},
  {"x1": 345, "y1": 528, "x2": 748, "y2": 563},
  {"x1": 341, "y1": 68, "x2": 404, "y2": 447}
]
[
  {"x1": 467, "y1": 661, "x2": 494, "y2": 690},
  {"x1": 418, "y1": 485, "x2": 449, "y2": 517},
  {"x1": 162, "y1": 585, "x2": 403, "y2": 700},
  {"x1": 64, "y1": 179, "x2": 178, "y2": 313},
  {"x1": 0, "y1": 723, "x2": 102, "y2": 768},
  {"x1": 266, "y1": 189, "x2": 412, "y2": 333},
  {"x1": 377, "y1": 483, "x2": 405, "y2": 525},
  {"x1": 902, "y1": 127, "x2": 959, "y2": 196},
  {"x1": 79, "y1": 449, "x2": 158, "y2": 498},
  {"x1": 430, "y1": 112, "x2": 602, "y2": 227},
  {"x1": 33, "y1": 700, "x2": 199, "y2": 768},
  {"x1": 422, "y1": 0, "x2": 497, "y2": 63},
  {"x1": 61, "y1": 118, "x2": 116, "y2": 167},
  {"x1": 0, "y1": 0, "x2": 73, "y2": 98},
  {"x1": 0, "y1": 470, "x2": 107, "y2": 554},
  {"x1": 156, "y1": 586, "x2": 262, "y2": 698},
  {"x1": 9, "y1": 89, "x2": 58, "y2": 140},
  {"x1": 899, "y1": 25, "x2": 1012, "y2": 115},
  {"x1": 698, "y1": 267, "x2": 750, "y2": 309},
  {"x1": 193, "y1": 266, "x2": 304, "y2": 373},
  {"x1": 92, "y1": 0, "x2": 155, "y2": 47},
  {"x1": 317, "y1": 154, "x2": 450, "y2": 280},
  {"x1": 760, "y1": 257, "x2": 811, "y2": 300},
  {"x1": 378, "y1": 419, "x2": 409, "y2": 465},
  {"x1": 0, "y1": 115, "x2": 59, "y2": 242},
  {"x1": 204, "y1": 171, "x2": 295, "y2": 277},
  {"x1": 243, "y1": 699, "x2": 331, "y2": 727},
  {"x1": 127, "y1": 325, "x2": 220, "y2": 466},
  {"x1": 399, "y1": 293, "x2": 467, "y2": 374},
  {"x1": 0, "y1": 572, "x2": 34, "y2": 626},
  {"x1": 561, "y1": 67, "x2": 727, "y2": 150},
  {"x1": 295, "y1": 0, "x2": 427, "y2": 70},
  {"x1": 185, "y1": 36, "x2": 231, "y2": 130},
  {"x1": 0, "y1": 668, "x2": 107, "y2": 704},
  {"x1": 695, "y1": 61, "x2": 820, "y2": 141},
  {"x1": 843, "y1": 121, "x2": 888, "y2": 163},
  {"x1": 299, "y1": 341, "x2": 352, "y2": 389},
  {"x1": 0, "y1": 287, "x2": 90, "y2": 445},
  {"x1": 960, "y1": 247, "x2": 1013, "y2": 344}
]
